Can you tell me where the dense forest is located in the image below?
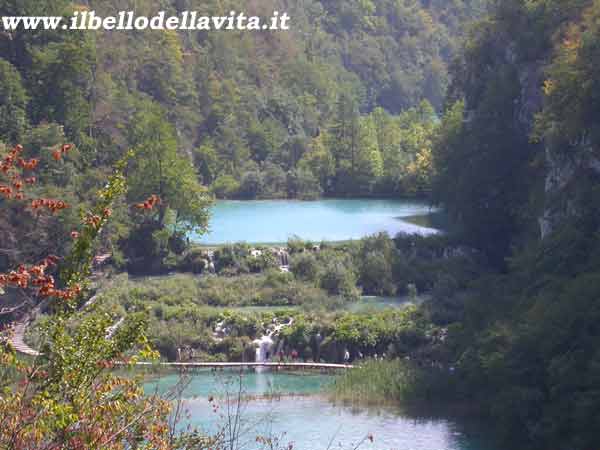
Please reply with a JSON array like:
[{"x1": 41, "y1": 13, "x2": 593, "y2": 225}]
[
  {"x1": 2, "y1": 0, "x2": 600, "y2": 449},
  {"x1": 426, "y1": 1, "x2": 600, "y2": 448},
  {"x1": 0, "y1": 0, "x2": 487, "y2": 198},
  {"x1": 0, "y1": 0, "x2": 485, "y2": 272}
]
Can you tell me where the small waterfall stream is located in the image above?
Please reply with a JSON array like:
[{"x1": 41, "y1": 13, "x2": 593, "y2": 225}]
[
  {"x1": 253, "y1": 318, "x2": 294, "y2": 369},
  {"x1": 254, "y1": 334, "x2": 275, "y2": 363},
  {"x1": 270, "y1": 247, "x2": 289, "y2": 269},
  {"x1": 280, "y1": 250, "x2": 289, "y2": 267}
]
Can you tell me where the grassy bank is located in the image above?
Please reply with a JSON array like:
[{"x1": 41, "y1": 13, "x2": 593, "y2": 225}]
[
  {"x1": 25, "y1": 233, "x2": 483, "y2": 366},
  {"x1": 332, "y1": 359, "x2": 459, "y2": 407}
]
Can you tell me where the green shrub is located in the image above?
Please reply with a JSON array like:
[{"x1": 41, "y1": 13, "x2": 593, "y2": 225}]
[
  {"x1": 212, "y1": 174, "x2": 240, "y2": 198},
  {"x1": 290, "y1": 252, "x2": 319, "y2": 281}
]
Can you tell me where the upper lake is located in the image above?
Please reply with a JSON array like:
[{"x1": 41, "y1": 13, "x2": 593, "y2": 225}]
[{"x1": 192, "y1": 199, "x2": 439, "y2": 245}]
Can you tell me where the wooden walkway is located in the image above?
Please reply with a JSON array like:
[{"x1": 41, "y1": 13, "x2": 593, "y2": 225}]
[
  {"x1": 7, "y1": 314, "x2": 41, "y2": 357},
  {"x1": 130, "y1": 361, "x2": 354, "y2": 370},
  {"x1": 6, "y1": 261, "x2": 109, "y2": 357}
]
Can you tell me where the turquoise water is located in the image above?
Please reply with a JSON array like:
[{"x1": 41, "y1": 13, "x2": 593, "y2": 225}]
[
  {"x1": 192, "y1": 199, "x2": 438, "y2": 244},
  {"x1": 208, "y1": 296, "x2": 417, "y2": 313},
  {"x1": 145, "y1": 370, "x2": 500, "y2": 450},
  {"x1": 348, "y1": 295, "x2": 418, "y2": 312},
  {"x1": 147, "y1": 369, "x2": 332, "y2": 398}
]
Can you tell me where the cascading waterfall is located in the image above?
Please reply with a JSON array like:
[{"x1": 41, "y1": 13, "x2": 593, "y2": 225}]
[
  {"x1": 213, "y1": 320, "x2": 228, "y2": 342},
  {"x1": 280, "y1": 250, "x2": 289, "y2": 267},
  {"x1": 270, "y1": 248, "x2": 289, "y2": 268},
  {"x1": 254, "y1": 334, "x2": 275, "y2": 363},
  {"x1": 253, "y1": 318, "x2": 294, "y2": 370}
]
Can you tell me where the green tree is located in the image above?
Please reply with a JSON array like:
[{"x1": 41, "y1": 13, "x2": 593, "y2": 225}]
[
  {"x1": 355, "y1": 115, "x2": 384, "y2": 191},
  {"x1": 318, "y1": 251, "x2": 360, "y2": 298},
  {"x1": 432, "y1": 52, "x2": 538, "y2": 264},
  {"x1": 298, "y1": 134, "x2": 335, "y2": 194},
  {"x1": 30, "y1": 33, "x2": 96, "y2": 157},
  {"x1": 194, "y1": 142, "x2": 219, "y2": 185},
  {"x1": 354, "y1": 233, "x2": 398, "y2": 296},
  {"x1": 0, "y1": 58, "x2": 28, "y2": 143},
  {"x1": 328, "y1": 92, "x2": 361, "y2": 193},
  {"x1": 127, "y1": 101, "x2": 211, "y2": 236},
  {"x1": 290, "y1": 252, "x2": 319, "y2": 282},
  {"x1": 287, "y1": 167, "x2": 323, "y2": 200}
]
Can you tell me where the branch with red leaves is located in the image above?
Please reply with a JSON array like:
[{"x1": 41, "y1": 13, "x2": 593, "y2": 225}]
[
  {"x1": 0, "y1": 145, "x2": 178, "y2": 450},
  {"x1": 0, "y1": 144, "x2": 161, "y2": 310},
  {"x1": 0, "y1": 143, "x2": 71, "y2": 213},
  {"x1": 0, "y1": 144, "x2": 82, "y2": 306},
  {"x1": 134, "y1": 194, "x2": 161, "y2": 211},
  {"x1": 0, "y1": 256, "x2": 81, "y2": 301}
]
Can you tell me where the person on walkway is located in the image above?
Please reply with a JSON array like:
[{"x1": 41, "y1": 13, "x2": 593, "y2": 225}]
[{"x1": 343, "y1": 349, "x2": 350, "y2": 364}]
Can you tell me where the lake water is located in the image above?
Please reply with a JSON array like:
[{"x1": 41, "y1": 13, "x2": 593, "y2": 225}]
[
  {"x1": 145, "y1": 370, "x2": 500, "y2": 450},
  {"x1": 210, "y1": 296, "x2": 419, "y2": 313},
  {"x1": 347, "y1": 295, "x2": 423, "y2": 312},
  {"x1": 192, "y1": 199, "x2": 438, "y2": 244}
]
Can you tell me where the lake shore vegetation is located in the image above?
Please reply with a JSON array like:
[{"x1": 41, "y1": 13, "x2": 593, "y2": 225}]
[{"x1": 2, "y1": 0, "x2": 600, "y2": 449}]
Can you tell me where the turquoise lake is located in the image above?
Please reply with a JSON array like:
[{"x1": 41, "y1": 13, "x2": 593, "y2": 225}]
[
  {"x1": 145, "y1": 370, "x2": 500, "y2": 450},
  {"x1": 192, "y1": 199, "x2": 438, "y2": 244}
]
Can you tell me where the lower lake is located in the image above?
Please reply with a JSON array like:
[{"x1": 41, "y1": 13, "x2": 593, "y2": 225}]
[
  {"x1": 146, "y1": 370, "x2": 501, "y2": 450},
  {"x1": 174, "y1": 199, "x2": 494, "y2": 448},
  {"x1": 191, "y1": 199, "x2": 439, "y2": 245}
]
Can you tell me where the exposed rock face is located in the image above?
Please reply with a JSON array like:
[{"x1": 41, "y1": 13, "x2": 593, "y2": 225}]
[
  {"x1": 504, "y1": 41, "x2": 600, "y2": 239},
  {"x1": 539, "y1": 147, "x2": 576, "y2": 239},
  {"x1": 540, "y1": 139, "x2": 600, "y2": 239},
  {"x1": 510, "y1": 55, "x2": 556, "y2": 238},
  {"x1": 471, "y1": 37, "x2": 600, "y2": 240}
]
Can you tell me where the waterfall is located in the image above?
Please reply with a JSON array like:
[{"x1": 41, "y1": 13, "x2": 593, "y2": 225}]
[
  {"x1": 205, "y1": 250, "x2": 216, "y2": 273},
  {"x1": 252, "y1": 318, "x2": 294, "y2": 370},
  {"x1": 281, "y1": 250, "x2": 289, "y2": 266},
  {"x1": 273, "y1": 248, "x2": 289, "y2": 267},
  {"x1": 213, "y1": 320, "x2": 231, "y2": 342},
  {"x1": 253, "y1": 334, "x2": 274, "y2": 363}
]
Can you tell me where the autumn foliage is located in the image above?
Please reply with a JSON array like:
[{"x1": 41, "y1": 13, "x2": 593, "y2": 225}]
[
  {"x1": 134, "y1": 194, "x2": 162, "y2": 211},
  {"x1": 0, "y1": 144, "x2": 69, "y2": 212},
  {"x1": 0, "y1": 144, "x2": 179, "y2": 450},
  {"x1": 0, "y1": 256, "x2": 81, "y2": 301}
]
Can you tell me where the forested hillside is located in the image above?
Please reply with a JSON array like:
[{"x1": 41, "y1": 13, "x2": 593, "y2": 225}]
[
  {"x1": 0, "y1": 0, "x2": 485, "y2": 271},
  {"x1": 427, "y1": 1, "x2": 600, "y2": 448},
  {"x1": 2, "y1": 1, "x2": 600, "y2": 448}
]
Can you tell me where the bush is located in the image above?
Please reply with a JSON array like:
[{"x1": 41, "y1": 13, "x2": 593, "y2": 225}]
[
  {"x1": 287, "y1": 167, "x2": 322, "y2": 199},
  {"x1": 238, "y1": 170, "x2": 263, "y2": 199},
  {"x1": 180, "y1": 248, "x2": 209, "y2": 273},
  {"x1": 290, "y1": 252, "x2": 319, "y2": 281},
  {"x1": 212, "y1": 174, "x2": 240, "y2": 198},
  {"x1": 318, "y1": 251, "x2": 359, "y2": 298}
]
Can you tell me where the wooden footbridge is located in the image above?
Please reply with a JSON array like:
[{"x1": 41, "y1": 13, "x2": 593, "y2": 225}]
[
  {"x1": 6, "y1": 336, "x2": 355, "y2": 370},
  {"x1": 6, "y1": 321, "x2": 354, "y2": 371},
  {"x1": 129, "y1": 361, "x2": 354, "y2": 370}
]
